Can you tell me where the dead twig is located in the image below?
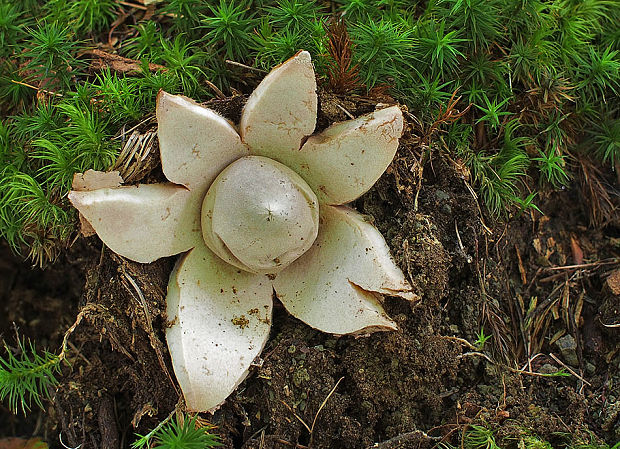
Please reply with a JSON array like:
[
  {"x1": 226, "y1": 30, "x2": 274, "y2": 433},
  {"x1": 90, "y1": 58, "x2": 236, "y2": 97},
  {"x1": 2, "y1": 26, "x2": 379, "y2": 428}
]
[
  {"x1": 225, "y1": 59, "x2": 267, "y2": 73},
  {"x1": 117, "y1": 0, "x2": 147, "y2": 10},
  {"x1": 66, "y1": 341, "x2": 90, "y2": 366},
  {"x1": 457, "y1": 351, "x2": 495, "y2": 363},
  {"x1": 455, "y1": 220, "x2": 472, "y2": 263},
  {"x1": 440, "y1": 335, "x2": 477, "y2": 351},
  {"x1": 462, "y1": 180, "x2": 493, "y2": 235},
  {"x1": 335, "y1": 103, "x2": 355, "y2": 119},
  {"x1": 367, "y1": 430, "x2": 440, "y2": 448},
  {"x1": 544, "y1": 258, "x2": 619, "y2": 271},
  {"x1": 108, "y1": 9, "x2": 131, "y2": 46},
  {"x1": 275, "y1": 439, "x2": 308, "y2": 448},
  {"x1": 10, "y1": 79, "x2": 63, "y2": 97},
  {"x1": 548, "y1": 353, "x2": 591, "y2": 386},
  {"x1": 445, "y1": 338, "x2": 580, "y2": 379},
  {"x1": 204, "y1": 79, "x2": 225, "y2": 99},
  {"x1": 415, "y1": 89, "x2": 471, "y2": 148},
  {"x1": 515, "y1": 245, "x2": 527, "y2": 285},
  {"x1": 411, "y1": 89, "x2": 470, "y2": 212},
  {"x1": 280, "y1": 376, "x2": 344, "y2": 447}
]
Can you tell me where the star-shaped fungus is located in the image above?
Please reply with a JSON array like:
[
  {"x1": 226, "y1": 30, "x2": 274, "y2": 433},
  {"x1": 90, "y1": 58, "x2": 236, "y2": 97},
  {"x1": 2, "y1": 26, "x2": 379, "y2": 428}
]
[{"x1": 69, "y1": 51, "x2": 416, "y2": 412}]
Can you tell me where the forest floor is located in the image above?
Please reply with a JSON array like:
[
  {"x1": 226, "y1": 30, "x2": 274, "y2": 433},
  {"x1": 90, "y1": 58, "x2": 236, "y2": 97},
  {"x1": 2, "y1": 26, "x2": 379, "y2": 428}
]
[{"x1": 1, "y1": 92, "x2": 618, "y2": 449}]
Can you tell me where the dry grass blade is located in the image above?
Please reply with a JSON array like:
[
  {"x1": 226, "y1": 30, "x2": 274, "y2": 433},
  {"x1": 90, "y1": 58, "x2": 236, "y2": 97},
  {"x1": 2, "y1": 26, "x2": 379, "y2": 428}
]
[
  {"x1": 279, "y1": 400, "x2": 311, "y2": 433},
  {"x1": 576, "y1": 154, "x2": 619, "y2": 227},
  {"x1": 524, "y1": 293, "x2": 556, "y2": 357},
  {"x1": 548, "y1": 353, "x2": 590, "y2": 386},
  {"x1": 523, "y1": 271, "x2": 580, "y2": 359},
  {"x1": 112, "y1": 130, "x2": 158, "y2": 183},
  {"x1": 309, "y1": 376, "x2": 344, "y2": 445},
  {"x1": 482, "y1": 298, "x2": 514, "y2": 362},
  {"x1": 10, "y1": 79, "x2": 63, "y2": 97},
  {"x1": 526, "y1": 77, "x2": 573, "y2": 112}
]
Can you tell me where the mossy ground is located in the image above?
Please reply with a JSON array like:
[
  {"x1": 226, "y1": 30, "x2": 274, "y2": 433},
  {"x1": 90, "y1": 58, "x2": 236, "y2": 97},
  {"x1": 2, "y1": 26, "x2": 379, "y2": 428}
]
[
  {"x1": 1, "y1": 0, "x2": 619, "y2": 447},
  {"x1": 1, "y1": 92, "x2": 618, "y2": 448}
]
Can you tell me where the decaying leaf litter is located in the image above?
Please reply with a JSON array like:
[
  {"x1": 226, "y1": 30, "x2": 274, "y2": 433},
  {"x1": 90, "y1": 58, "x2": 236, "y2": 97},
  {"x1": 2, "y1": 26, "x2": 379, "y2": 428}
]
[{"x1": 0, "y1": 0, "x2": 619, "y2": 448}]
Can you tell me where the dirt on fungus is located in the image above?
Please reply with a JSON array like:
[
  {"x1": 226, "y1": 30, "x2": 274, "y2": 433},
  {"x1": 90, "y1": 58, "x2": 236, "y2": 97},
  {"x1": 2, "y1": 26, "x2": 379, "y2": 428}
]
[{"x1": 0, "y1": 92, "x2": 618, "y2": 449}]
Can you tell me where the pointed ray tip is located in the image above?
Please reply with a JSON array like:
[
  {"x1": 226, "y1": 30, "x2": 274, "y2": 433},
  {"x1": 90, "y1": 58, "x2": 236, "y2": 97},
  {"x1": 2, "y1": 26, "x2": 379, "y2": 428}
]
[{"x1": 294, "y1": 50, "x2": 311, "y2": 63}]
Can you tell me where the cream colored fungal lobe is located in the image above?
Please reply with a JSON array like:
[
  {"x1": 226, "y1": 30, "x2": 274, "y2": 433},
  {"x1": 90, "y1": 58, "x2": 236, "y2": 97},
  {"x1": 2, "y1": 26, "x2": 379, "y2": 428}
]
[
  {"x1": 69, "y1": 183, "x2": 202, "y2": 263},
  {"x1": 70, "y1": 50, "x2": 415, "y2": 414},
  {"x1": 201, "y1": 156, "x2": 319, "y2": 274},
  {"x1": 272, "y1": 205, "x2": 416, "y2": 335},
  {"x1": 239, "y1": 50, "x2": 317, "y2": 159},
  {"x1": 290, "y1": 106, "x2": 405, "y2": 205},
  {"x1": 166, "y1": 244, "x2": 273, "y2": 412},
  {"x1": 156, "y1": 91, "x2": 249, "y2": 193}
]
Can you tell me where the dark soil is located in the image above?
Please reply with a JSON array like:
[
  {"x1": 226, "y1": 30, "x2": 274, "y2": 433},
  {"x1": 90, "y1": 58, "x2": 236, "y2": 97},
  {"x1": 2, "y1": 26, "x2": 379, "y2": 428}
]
[{"x1": 1, "y1": 91, "x2": 618, "y2": 449}]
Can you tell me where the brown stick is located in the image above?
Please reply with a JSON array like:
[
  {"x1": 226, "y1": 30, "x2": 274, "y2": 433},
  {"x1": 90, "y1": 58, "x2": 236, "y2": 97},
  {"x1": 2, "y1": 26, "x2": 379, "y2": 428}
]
[
  {"x1": 98, "y1": 396, "x2": 120, "y2": 449},
  {"x1": 367, "y1": 430, "x2": 439, "y2": 448}
]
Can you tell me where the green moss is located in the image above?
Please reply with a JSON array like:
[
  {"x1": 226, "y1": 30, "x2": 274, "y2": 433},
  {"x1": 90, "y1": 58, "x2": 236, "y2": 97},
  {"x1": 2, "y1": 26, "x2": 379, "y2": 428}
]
[{"x1": 0, "y1": 0, "x2": 617, "y2": 262}]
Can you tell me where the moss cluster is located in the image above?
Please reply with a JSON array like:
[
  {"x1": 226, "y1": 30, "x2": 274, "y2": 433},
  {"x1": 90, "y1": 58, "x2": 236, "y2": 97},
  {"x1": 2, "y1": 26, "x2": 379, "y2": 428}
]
[{"x1": 0, "y1": 0, "x2": 618, "y2": 263}]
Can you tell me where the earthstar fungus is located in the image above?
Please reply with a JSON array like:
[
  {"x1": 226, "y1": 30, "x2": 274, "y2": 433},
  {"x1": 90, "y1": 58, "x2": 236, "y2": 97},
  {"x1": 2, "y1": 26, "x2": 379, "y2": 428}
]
[{"x1": 69, "y1": 51, "x2": 415, "y2": 412}]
